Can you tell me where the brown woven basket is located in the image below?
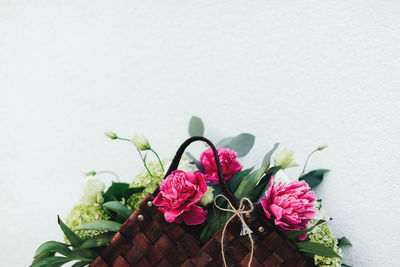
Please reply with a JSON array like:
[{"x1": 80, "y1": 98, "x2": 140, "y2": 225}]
[{"x1": 91, "y1": 137, "x2": 314, "y2": 267}]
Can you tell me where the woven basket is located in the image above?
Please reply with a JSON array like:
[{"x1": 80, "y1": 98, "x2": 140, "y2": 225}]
[{"x1": 91, "y1": 137, "x2": 314, "y2": 267}]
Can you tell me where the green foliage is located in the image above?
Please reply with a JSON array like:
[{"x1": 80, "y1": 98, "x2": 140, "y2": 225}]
[
  {"x1": 188, "y1": 116, "x2": 205, "y2": 136},
  {"x1": 338, "y1": 237, "x2": 352, "y2": 247},
  {"x1": 76, "y1": 220, "x2": 121, "y2": 232},
  {"x1": 102, "y1": 201, "x2": 132, "y2": 219},
  {"x1": 234, "y1": 164, "x2": 269, "y2": 199},
  {"x1": 79, "y1": 233, "x2": 114, "y2": 249},
  {"x1": 284, "y1": 220, "x2": 325, "y2": 240},
  {"x1": 104, "y1": 182, "x2": 145, "y2": 202},
  {"x1": 296, "y1": 241, "x2": 342, "y2": 258},
  {"x1": 227, "y1": 167, "x2": 254, "y2": 193},
  {"x1": 216, "y1": 133, "x2": 255, "y2": 157},
  {"x1": 299, "y1": 169, "x2": 329, "y2": 189},
  {"x1": 58, "y1": 216, "x2": 83, "y2": 247},
  {"x1": 261, "y1": 142, "x2": 280, "y2": 167}
]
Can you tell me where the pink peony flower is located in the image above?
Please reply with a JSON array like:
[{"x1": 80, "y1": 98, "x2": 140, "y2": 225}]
[
  {"x1": 260, "y1": 177, "x2": 316, "y2": 240},
  {"x1": 153, "y1": 170, "x2": 208, "y2": 225},
  {"x1": 200, "y1": 147, "x2": 242, "y2": 183}
]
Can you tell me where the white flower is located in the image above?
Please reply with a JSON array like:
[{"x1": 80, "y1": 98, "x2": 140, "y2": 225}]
[
  {"x1": 80, "y1": 177, "x2": 105, "y2": 204},
  {"x1": 274, "y1": 149, "x2": 298, "y2": 169},
  {"x1": 200, "y1": 186, "x2": 214, "y2": 206},
  {"x1": 131, "y1": 133, "x2": 150, "y2": 151}
]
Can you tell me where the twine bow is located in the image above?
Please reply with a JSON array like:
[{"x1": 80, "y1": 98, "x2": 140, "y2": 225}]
[{"x1": 214, "y1": 194, "x2": 255, "y2": 267}]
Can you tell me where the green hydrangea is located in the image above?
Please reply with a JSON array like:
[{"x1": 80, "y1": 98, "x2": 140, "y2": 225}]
[
  {"x1": 127, "y1": 157, "x2": 196, "y2": 209},
  {"x1": 65, "y1": 203, "x2": 110, "y2": 241},
  {"x1": 308, "y1": 224, "x2": 343, "y2": 267}
]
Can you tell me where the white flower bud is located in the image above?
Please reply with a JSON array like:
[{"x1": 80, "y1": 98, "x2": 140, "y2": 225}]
[
  {"x1": 81, "y1": 177, "x2": 105, "y2": 204},
  {"x1": 105, "y1": 131, "x2": 118, "y2": 139},
  {"x1": 274, "y1": 149, "x2": 298, "y2": 169},
  {"x1": 131, "y1": 133, "x2": 150, "y2": 151},
  {"x1": 200, "y1": 186, "x2": 214, "y2": 206}
]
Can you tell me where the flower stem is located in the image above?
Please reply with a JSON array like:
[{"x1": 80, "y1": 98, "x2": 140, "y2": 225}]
[
  {"x1": 300, "y1": 149, "x2": 318, "y2": 177},
  {"x1": 137, "y1": 148, "x2": 154, "y2": 177},
  {"x1": 116, "y1": 137, "x2": 131, "y2": 142},
  {"x1": 115, "y1": 136, "x2": 154, "y2": 177},
  {"x1": 150, "y1": 148, "x2": 164, "y2": 172}
]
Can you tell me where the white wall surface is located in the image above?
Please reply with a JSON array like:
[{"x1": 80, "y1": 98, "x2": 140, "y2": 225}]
[{"x1": 1, "y1": 1, "x2": 400, "y2": 266}]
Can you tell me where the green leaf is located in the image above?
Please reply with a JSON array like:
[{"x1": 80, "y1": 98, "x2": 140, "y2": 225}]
[
  {"x1": 79, "y1": 233, "x2": 115, "y2": 249},
  {"x1": 261, "y1": 143, "x2": 280, "y2": 167},
  {"x1": 338, "y1": 237, "x2": 352, "y2": 247},
  {"x1": 188, "y1": 116, "x2": 205, "y2": 136},
  {"x1": 102, "y1": 201, "x2": 132, "y2": 219},
  {"x1": 185, "y1": 152, "x2": 205, "y2": 172},
  {"x1": 76, "y1": 220, "x2": 121, "y2": 232},
  {"x1": 296, "y1": 241, "x2": 342, "y2": 258},
  {"x1": 227, "y1": 167, "x2": 254, "y2": 193},
  {"x1": 34, "y1": 241, "x2": 82, "y2": 259},
  {"x1": 284, "y1": 220, "x2": 325, "y2": 240},
  {"x1": 73, "y1": 248, "x2": 99, "y2": 259},
  {"x1": 57, "y1": 216, "x2": 83, "y2": 247},
  {"x1": 234, "y1": 164, "x2": 269, "y2": 199},
  {"x1": 216, "y1": 133, "x2": 255, "y2": 157},
  {"x1": 123, "y1": 187, "x2": 146, "y2": 199},
  {"x1": 71, "y1": 261, "x2": 89, "y2": 267},
  {"x1": 251, "y1": 166, "x2": 281, "y2": 202},
  {"x1": 299, "y1": 169, "x2": 329, "y2": 189},
  {"x1": 31, "y1": 256, "x2": 73, "y2": 267},
  {"x1": 32, "y1": 251, "x2": 55, "y2": 264},
  {"x1": 199, "y1": 204, "x2": 232, "y2": 244},
  {"x1": 104, "y1": 182, "x2": 130, "y2": 201}
]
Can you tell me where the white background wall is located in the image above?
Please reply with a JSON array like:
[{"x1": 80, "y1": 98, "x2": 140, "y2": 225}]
[{"x1": 1, "y1": 1, "x2": 400, "y2": 266}]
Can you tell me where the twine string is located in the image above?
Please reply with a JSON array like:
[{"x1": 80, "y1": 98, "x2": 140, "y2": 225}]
[{"x1": 214, "y1": 194, "x2": 255, "y2": 267}]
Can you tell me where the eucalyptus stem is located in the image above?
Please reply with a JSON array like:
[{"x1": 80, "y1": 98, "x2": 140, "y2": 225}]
[{"x1": 150, "y1": 148, "x2": 164, "y2": 172}]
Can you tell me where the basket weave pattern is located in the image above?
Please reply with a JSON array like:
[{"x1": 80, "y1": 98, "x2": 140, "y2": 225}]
[{"x1": 91, "y1": 195, "x2": 313, "y2": 267}]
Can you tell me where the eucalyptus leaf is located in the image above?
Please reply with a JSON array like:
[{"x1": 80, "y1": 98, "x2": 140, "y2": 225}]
[
  {"x1": 296, "y1": 241, "x2": 342, "y2": 258},
  {"x1": 261, "y1": 143, "x2": 280, "y2": 167},
  {"x1": 188, "y1": 116, "x2": 204, "y2": 136},
  {"x1": 338, "y1": 237, "x2": 352, "y2": 247},
  {"x1": 299, "y1": 169, "x2": 329, "y2": 189},
  {"x1": 76, "y1": 220, "x2": 121, "y2": 232},
  {"x1": 102, "y1": 201, "x2": 132, "y2": 219},
  {"x1": 31, "y1": 256, "x2": 73, "y2": 267},
  {"x1": 216, "y1": 133, "x2": 255, "y2": 157},
  {"x1": 284, "y1": 220, "x2": 325, "y2": 240},
  {"x1": 57, "y1": 216, "x2": 83, "y2": 247},
  {"x1": 79, "y1": 233, "x2": 115, "y2": 249},
  {"x1": 34, "y1": 241, "x2": 82, "y2": 260}
]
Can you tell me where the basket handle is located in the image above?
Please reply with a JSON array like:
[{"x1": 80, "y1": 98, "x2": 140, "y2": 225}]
[{"x1": 152, "y1": 136, "x2": 239, "y2": 208}]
